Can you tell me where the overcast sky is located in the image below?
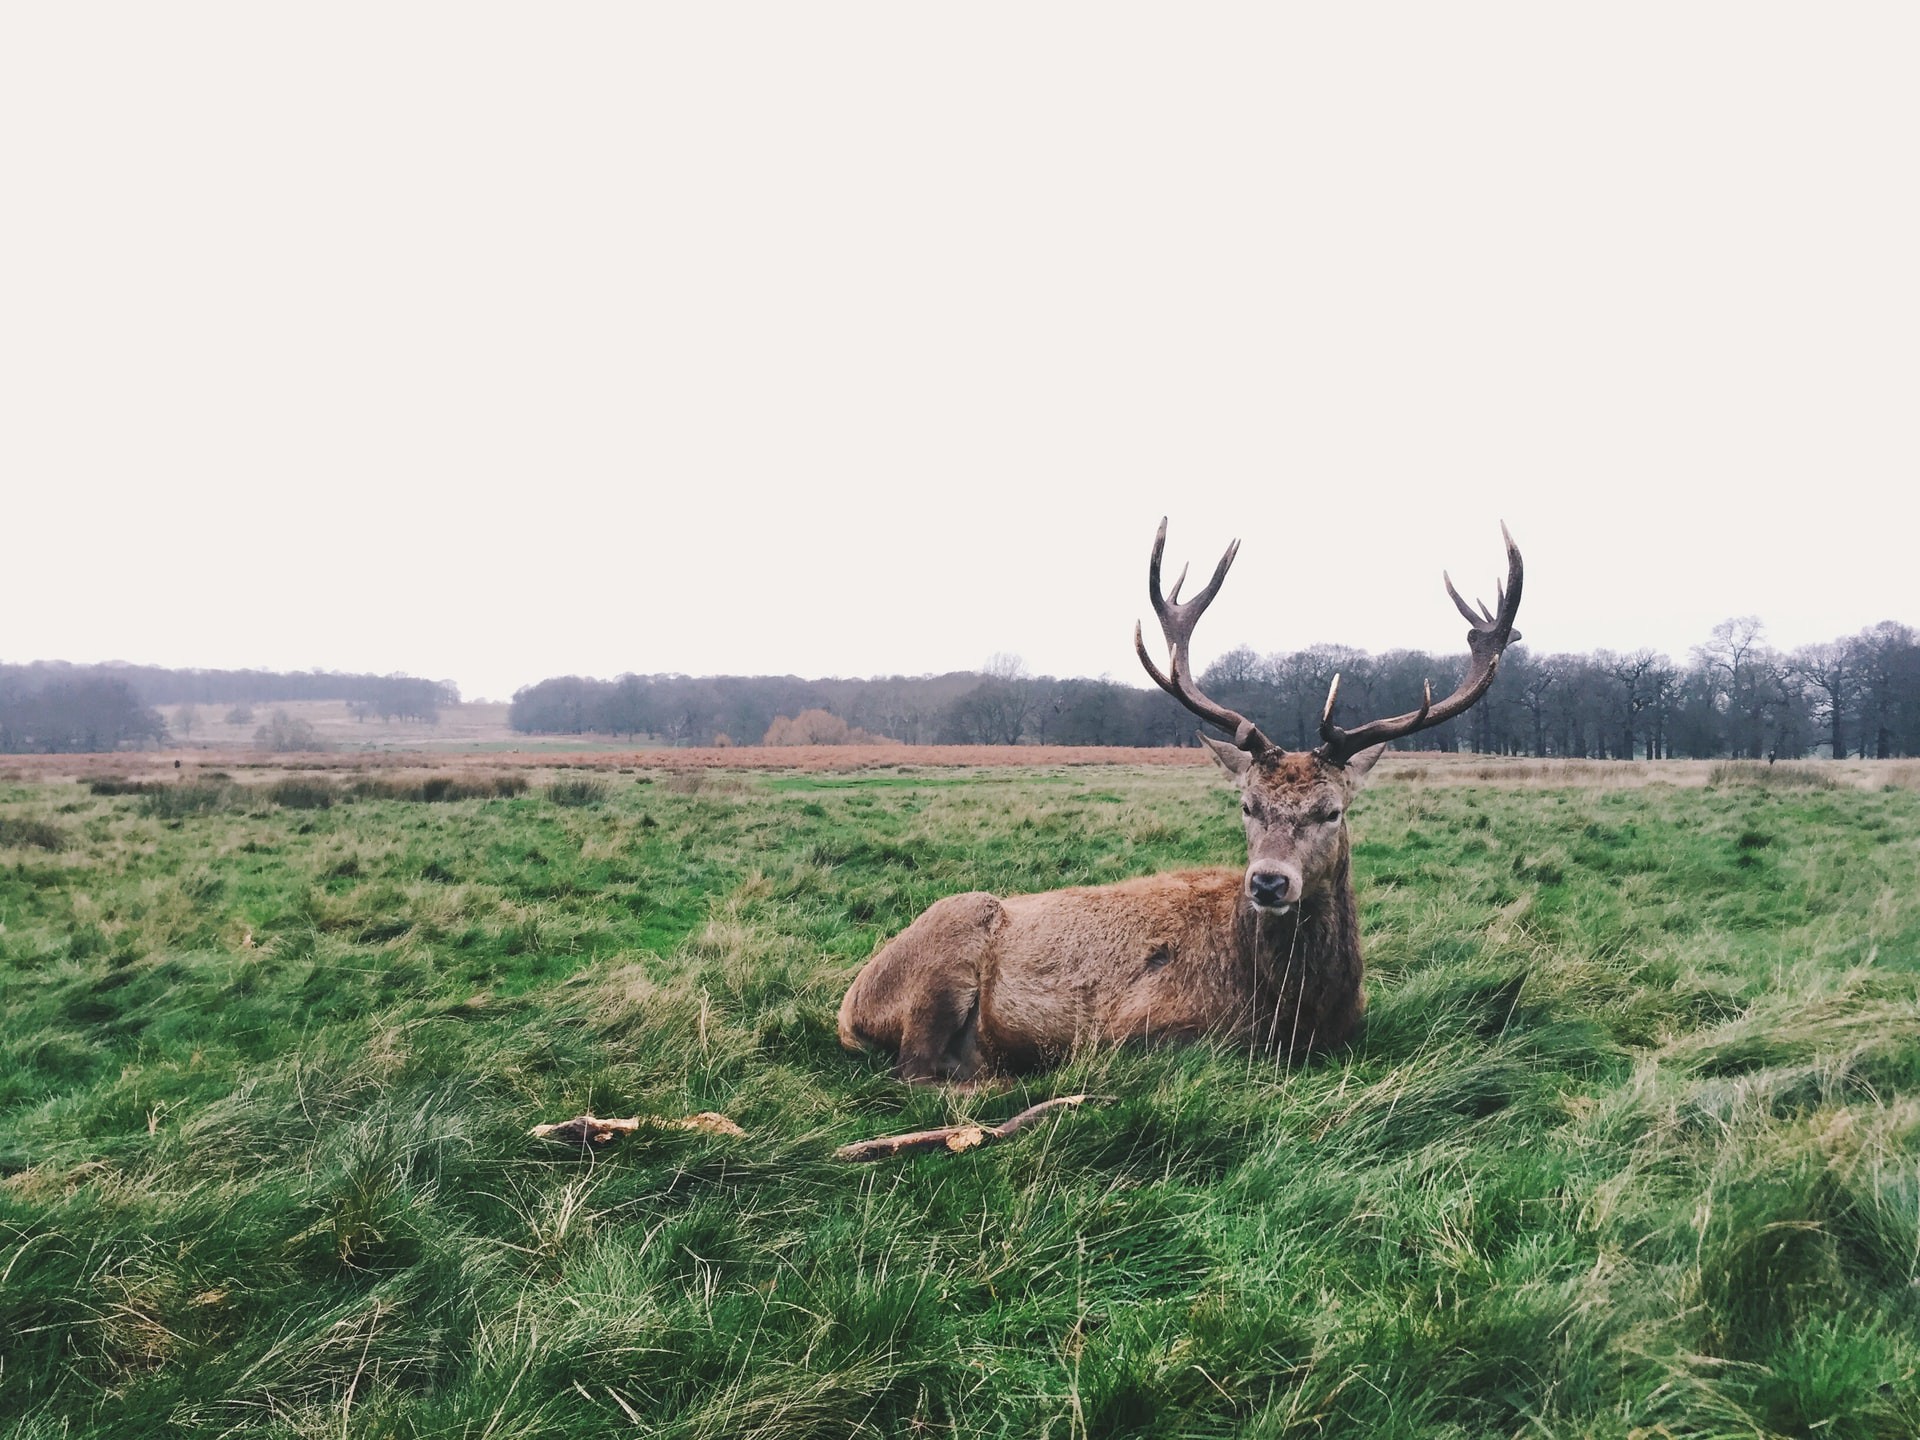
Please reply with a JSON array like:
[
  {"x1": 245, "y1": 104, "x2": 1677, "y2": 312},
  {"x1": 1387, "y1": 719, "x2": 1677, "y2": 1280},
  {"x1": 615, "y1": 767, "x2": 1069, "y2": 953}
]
[{"x1": 4, "y1": 6, "x2": 1915, "y2": 701}]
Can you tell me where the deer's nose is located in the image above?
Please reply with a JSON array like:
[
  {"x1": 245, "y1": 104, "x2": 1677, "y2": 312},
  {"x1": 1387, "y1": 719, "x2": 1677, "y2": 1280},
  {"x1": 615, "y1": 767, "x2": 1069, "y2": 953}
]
[{"x1": 1247, "y1": 868, "x2": 1295, "y2": 907}]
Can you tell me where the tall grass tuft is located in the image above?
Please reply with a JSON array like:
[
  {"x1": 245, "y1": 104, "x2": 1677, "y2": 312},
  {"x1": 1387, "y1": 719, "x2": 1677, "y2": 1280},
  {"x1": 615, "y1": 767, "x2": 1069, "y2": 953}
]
[
  {"x1": 346, "y1": 773, "x2": 528, "y2": 802},
  {"x1": 85, "y1": 776, "x2": 163, "y2": 796},
  {"x1": 545, "y1": 777, "x2": 609, "y2": 808},
  {"x1": 136, "y1": 781, "x2": 248, "y2": 818},
  {"x1": 0, "y1": 814, "x2": 67, "y2": 850},
  {"x1": 1709, "y1": 759, "x2": 1842, "y2": 790},
  {"x1": 266, "y1": 777, "x2": 338, "y2": 810}
]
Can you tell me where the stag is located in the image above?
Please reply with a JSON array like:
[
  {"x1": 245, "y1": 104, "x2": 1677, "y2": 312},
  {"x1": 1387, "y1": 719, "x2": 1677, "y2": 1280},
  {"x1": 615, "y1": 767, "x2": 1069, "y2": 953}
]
[{"x1": 838, "y1": 520, "x2": 1523, "y2": 1083}]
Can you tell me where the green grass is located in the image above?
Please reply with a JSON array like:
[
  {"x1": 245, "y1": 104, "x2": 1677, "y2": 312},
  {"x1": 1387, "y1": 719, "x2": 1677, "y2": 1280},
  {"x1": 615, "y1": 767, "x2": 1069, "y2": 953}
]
[{"x1": 2, "y1": 767, "x2": 1918, "y2": 1437}]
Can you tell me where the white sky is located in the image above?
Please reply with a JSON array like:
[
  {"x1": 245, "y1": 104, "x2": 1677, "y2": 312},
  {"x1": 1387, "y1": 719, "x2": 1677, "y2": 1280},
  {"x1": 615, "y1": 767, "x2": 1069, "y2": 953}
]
[{"x1": 3, "y1": 6, "x2": 1915, "y2": 701}]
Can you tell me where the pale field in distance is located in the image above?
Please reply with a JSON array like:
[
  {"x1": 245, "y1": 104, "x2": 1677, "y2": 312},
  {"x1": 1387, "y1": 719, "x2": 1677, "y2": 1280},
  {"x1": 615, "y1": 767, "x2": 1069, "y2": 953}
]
[{"x1": 158, "y1": 700, "x2": 537, "y2": 752}]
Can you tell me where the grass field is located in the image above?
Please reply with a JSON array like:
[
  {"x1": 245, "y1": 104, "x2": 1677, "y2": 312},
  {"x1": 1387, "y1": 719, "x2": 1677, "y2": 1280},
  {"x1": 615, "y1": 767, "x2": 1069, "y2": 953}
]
[{"x1": 3, "y1": 760, "x2": 1918, "y2": 1437}]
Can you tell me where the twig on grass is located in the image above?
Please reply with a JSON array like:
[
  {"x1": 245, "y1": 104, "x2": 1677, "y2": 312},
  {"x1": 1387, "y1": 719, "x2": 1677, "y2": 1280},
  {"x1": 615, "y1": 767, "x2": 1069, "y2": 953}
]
[
  {"x1": 531, "y1": 1094, "x2": 1111, "y2": 1161},
  {"x1": 832, "y1": 1094, "x2": 1112, "y2": 1163},
  {"x1": 531, "y1": 1111, "x2": 745, "y2": 1146}
]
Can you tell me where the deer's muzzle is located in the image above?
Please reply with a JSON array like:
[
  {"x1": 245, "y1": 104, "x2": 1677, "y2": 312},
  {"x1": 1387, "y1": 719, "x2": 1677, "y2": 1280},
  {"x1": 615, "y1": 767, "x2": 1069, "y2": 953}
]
[{"x1": 1246, "y1": 864, "x2": 1301, "y2": 912}]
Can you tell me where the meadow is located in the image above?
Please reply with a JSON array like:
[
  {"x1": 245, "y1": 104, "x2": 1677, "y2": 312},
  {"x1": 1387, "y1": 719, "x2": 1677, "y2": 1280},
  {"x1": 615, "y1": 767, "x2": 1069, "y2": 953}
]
[{"x1": 2, "y1": 758, "x2": 1918, "y2": 1438}]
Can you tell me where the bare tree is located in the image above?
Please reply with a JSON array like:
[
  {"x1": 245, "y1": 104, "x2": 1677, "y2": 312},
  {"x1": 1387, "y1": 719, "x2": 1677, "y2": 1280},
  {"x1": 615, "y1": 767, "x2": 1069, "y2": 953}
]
[
  {"x1": 1644, "y1": 657, "x2": 1679, "y2": 759},
  {"x1": 1853, "y1": 622, "x2": 1920, "y2": 759},
  {"x1": 1509, "y1": 649, "x2": 1556, "y2": 757},
  {"x1": 1790, "y1": 641, "x2": 1860, "y2": 759},
  {"x1": 1602, "y1": 649, "x2": 1667, "y2": 760},
  {"x1": 1696, "y1": 617, "x2": 1771, "y2": 759}
]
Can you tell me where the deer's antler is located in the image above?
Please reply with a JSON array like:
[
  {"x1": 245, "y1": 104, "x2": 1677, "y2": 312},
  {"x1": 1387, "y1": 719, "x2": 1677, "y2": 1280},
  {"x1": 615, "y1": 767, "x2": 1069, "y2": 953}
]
[
  {"x1": 1316, "y1": 523, "x2": 1524, "y2": 765},
  {"x1": 1135, "y1": 518, "x2": 1277, "y2": 757}
]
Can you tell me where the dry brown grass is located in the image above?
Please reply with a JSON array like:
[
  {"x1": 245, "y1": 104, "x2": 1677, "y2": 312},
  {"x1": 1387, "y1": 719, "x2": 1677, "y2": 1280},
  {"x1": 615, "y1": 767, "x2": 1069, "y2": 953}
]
[
  {"x1": 1876, "y1": 760, "x2": 1920, "y2": 791},
  {"x1": 0, "y1": 744, "x2": 1218, "y2": 784},
  {"x1": 1376, "y1": 753, "x2": 1907, "y2": 791},
  {"x1": 1375, "y1": 755, "x2": 1692, "y2": 788}
]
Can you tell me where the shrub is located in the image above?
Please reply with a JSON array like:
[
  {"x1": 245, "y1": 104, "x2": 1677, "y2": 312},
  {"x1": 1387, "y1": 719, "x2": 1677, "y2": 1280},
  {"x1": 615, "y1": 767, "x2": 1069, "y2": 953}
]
[
  {"x1": 224, "y1": 704, "x2": 255, "y2": 725},
  {"x1": 253, "y1": 711, "x2": 329, "y2": 753},
  {"x1": 762, "y1": 709, "x2": 876, "y2": 746}
]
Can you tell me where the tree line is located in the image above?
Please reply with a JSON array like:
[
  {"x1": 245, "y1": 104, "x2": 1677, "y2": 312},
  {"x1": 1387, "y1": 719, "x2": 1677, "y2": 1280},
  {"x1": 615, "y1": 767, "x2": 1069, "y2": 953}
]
[
  {"x1": 0, "y1": 676, "x2": 168, "y2": 755},
  {"x1": 0, "y1": 664, "x2": 460, "y2": 754},
  {"x1": 7, "y1": 616, "x2": 1916, "y2": 758},
  {"x1": 508, "y1": 616, "x2": 1920, "y2": 759},
  {"x1": 506, "y1": 666, "x2": 1206, "y2": 749}
]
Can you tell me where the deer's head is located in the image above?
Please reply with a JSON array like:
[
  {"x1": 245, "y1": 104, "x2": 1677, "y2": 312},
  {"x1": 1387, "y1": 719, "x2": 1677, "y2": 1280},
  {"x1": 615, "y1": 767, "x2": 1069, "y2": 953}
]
[
  {"x1": 1136, "y1": 518, "x2": 1522, "y2": 915},
  {"x1": 1197, "y1": 742, "x2": 1378, "y2": 912}
]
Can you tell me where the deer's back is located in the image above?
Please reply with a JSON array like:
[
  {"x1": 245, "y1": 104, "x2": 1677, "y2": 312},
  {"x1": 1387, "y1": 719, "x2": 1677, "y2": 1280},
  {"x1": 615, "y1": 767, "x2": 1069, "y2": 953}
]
[{"x1": 980, "y1": 867, "x2": 1251, "y2": 1066}]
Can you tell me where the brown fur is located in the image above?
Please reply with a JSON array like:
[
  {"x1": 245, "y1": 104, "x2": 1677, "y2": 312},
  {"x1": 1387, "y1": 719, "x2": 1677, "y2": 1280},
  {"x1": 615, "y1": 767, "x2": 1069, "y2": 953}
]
[{"x1": 837, "y1": 744, "x2": 1383, "y2": 1083}]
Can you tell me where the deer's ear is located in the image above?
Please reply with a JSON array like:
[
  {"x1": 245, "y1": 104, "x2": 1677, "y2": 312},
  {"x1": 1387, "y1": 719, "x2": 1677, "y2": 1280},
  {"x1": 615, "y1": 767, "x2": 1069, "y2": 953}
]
[
  {"x1": 1343, "y1": 743, "x2": 1389, "y2": 784},
  {"x1": 1199, "y1": 732, "x2": 1255, "y2": 778}
]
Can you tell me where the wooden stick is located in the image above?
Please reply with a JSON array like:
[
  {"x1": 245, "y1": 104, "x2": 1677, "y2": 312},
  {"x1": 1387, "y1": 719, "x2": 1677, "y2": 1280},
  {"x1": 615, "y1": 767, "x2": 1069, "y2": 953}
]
[
  {"x1": 531, "y1": 1111, "x2": 745, "y2": 1146},
  {"x1": 832, "y1": 1094, "x2": 1110, "y2": 1163},
  {"x1": 531, "y1": 1096, "x2": 1109, "y2": 1161}
]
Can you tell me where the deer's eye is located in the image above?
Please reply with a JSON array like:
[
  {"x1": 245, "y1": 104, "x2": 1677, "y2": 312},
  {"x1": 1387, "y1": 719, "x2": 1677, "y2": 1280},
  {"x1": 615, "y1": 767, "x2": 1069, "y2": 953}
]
[{"x1": 1241, "y1": 800, "x2": 1254, "y2": 817}]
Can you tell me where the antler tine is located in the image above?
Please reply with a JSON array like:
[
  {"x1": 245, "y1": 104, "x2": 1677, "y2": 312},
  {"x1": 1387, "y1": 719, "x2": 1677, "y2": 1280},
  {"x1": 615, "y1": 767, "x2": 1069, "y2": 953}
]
[
  {"x1": 1445, "y1": 571, "x2": 1494, "y2": 629},
  {"x1": 1136, "y1": 518, "x2": 1276, "y2": 757},
  {"x1": 1318, "y1": 525, "x2": 1524, "y2": 765}
]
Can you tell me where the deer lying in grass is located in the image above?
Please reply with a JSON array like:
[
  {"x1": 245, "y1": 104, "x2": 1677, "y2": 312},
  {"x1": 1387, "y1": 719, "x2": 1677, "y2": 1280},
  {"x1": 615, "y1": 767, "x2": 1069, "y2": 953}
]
[{"x1": 837, "y1": 520, "x2": 1523, "y2": 1084}]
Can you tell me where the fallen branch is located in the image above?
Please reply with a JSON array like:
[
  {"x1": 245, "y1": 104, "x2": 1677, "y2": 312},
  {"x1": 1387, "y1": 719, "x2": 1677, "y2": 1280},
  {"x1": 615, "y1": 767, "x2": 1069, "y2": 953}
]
[
  {"x1": 532, "y1": 1095, "x2": 1110, "y2": 1161},
  {"x1": 833, "y1": 1094, "x2": 1111, "y2": 1163},
  {"x1": 531, "y1": 1111, "x2": 745, "y2": 1147}
]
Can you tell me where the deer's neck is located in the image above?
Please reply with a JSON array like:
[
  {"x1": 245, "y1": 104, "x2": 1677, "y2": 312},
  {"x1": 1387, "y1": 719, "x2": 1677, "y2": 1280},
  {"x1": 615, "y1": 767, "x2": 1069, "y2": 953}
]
[{"x1": 1234, "y1": 852, "x2": 1365, "y2": 1055}]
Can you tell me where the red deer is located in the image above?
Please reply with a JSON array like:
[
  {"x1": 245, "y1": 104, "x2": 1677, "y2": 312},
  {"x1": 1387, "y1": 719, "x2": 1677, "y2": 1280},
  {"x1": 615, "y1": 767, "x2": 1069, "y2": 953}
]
[{"x1": 838, "y1": 521, "x2": 1523, "y2": 1083}]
